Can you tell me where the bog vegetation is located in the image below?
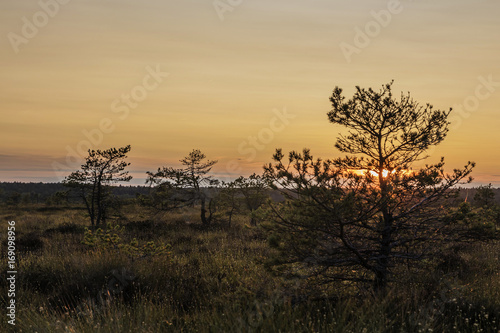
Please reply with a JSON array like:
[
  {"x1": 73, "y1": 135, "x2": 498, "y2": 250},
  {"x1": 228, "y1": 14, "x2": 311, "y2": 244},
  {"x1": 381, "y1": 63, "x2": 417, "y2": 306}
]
[{"x1": 1, "y1": 82, "x2": 500, "y2": 332}]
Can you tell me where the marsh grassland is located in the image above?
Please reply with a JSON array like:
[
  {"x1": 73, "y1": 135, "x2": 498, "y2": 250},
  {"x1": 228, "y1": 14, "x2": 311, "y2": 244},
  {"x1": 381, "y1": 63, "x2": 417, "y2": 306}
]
[{"x1": 1, "y1": 200, "x2": 499, "y2": 333}]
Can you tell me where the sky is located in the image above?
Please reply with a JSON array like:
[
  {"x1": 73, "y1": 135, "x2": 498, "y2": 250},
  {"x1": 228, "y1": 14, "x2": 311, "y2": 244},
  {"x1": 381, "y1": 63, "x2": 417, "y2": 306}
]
[{"x1": 0, "y1": 0, "x2": 499, "y2": 186}]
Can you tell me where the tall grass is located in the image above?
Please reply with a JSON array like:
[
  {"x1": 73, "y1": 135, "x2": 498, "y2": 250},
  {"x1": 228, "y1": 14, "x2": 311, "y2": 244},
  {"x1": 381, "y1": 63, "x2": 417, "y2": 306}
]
[{"x1": 1, "y1": 205, "x2": 499, "y2": 332}]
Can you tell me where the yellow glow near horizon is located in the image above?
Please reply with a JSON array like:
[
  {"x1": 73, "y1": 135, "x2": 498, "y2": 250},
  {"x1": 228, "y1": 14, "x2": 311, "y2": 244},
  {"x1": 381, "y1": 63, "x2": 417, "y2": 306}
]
[
  {"x1": 369, "y1": 170, "x2": 396, "y2": 178},
  {"x1": 352, "y1": 169, "x2": 413, "y2": 178},
  {"x1": 351, "y1": 169, "x2": 395, "y2": 178}
]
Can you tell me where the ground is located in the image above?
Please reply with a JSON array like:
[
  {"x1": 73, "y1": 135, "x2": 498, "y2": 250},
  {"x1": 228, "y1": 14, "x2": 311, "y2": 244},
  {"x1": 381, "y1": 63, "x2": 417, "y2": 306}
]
[{"x1": 1, "y1": 202, "x2": 499, "y2": 332}]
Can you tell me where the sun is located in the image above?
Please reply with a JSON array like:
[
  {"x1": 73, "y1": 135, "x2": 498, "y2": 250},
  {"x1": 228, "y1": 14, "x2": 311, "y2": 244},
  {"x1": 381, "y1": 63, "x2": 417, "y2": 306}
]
[
  {"x1": 351, "y1": 169, "x2": 413, "y2": 178},
  {"x1": 369, "y1": 169, "x2": 396, "y2": 178}
]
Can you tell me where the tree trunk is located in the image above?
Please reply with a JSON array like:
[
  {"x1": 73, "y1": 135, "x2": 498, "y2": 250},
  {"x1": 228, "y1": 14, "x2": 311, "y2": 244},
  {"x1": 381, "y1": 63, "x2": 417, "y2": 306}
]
[
  {"x1": 82, "y1": 188, "x2": 95, "y2": 231},
  {"x1": 250, "y1": 214, "x2": 257, "y2": 226},
  {"x1": 200, "y1": 197, "x2": 209, "y2": 225},
  {"x1": 374, "y1": 213, "x2": 393, "y2": 291},
  {"x1": 96, "y1": 180, "x2": 102, "y2": 227},
  {"x1": 375, "y1": 167, "x2": 393, "y2": 291},
  {"x1": 228, "y1": 207, "x2": 234, "y2": 227}
]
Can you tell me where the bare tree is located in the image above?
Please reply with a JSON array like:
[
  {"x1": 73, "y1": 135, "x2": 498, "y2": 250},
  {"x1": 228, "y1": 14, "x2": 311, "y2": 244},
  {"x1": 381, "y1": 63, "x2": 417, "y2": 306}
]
[
  {"x1": 234, "y1": 174, "x2": 269, "y2": 226},
  {"x1": 214, "y1": 174, "x2": 269, "y2": 226},
  {"x1": 214, "y1": 180, "x2": 240, "y2": 227},
  {"x1": 146, "y1": 149, "x2": 218, "y2": 225}
]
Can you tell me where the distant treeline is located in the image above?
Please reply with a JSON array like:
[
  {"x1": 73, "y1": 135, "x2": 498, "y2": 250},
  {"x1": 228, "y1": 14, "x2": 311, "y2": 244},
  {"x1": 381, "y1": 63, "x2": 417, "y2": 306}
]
[
  {"x1": 456, "y1": 187, "x2": 500, "y2": 205},
  {"x1": 0, "y1": 182, "x2": 286, "y2": 206},
  {"x1": 0, "y1": 182, "x2": 151, "y2": 206},
  {"x1": 0, "y1": 181, "x2": 497, "y2": 207}
]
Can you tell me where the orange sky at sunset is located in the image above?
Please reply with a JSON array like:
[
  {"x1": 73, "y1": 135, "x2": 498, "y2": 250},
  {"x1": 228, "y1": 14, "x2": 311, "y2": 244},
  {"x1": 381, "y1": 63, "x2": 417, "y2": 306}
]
[{"x1": 1, "y1": 0, "x2": 499, "y2": 186}]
